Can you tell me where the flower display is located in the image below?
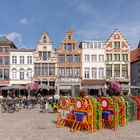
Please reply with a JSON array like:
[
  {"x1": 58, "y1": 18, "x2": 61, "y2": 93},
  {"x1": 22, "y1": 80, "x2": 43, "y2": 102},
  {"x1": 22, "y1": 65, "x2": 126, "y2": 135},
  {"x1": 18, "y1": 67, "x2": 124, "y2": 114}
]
[
  {"x1": 26, "y1": 82, "x2": 39, "y2": 90},
  {"x1": 109, "y1": 81, "x2": 121, "y2": 92}
]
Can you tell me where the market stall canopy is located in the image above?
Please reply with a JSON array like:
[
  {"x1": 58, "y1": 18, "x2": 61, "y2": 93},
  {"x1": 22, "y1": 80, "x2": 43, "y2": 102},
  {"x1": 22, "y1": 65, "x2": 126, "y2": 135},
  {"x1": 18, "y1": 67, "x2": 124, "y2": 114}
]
[
  {"x1": 0, "y1": 85, "x2": 26, "y2": 90},
  {"x1": 38, "y1": 84, "x2": 55, "y2": 90},
  {"x1": 82, "y1": 85, "x2": 103, "y2": 89},
  {"x1": 121, "y1": 84, "x2": 140, "y2": 90}
]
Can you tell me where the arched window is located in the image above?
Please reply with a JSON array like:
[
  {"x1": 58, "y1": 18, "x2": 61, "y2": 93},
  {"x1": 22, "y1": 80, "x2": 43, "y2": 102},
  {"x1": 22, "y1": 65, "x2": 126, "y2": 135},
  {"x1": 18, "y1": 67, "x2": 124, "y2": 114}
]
[
  {"x1": 12, "y1": 68, "x2": 17, "y2": 79},
  {"x1": 26, "y1": 68, "x2": 32, "y2": 79},
  {"x1": 42, "y1": 79, "x2": 48, "y2": 85},
  {"x1": 43, "y1": 36, "x2": 47, "y2": 43},
  {"x1": 19, "y1": 68, "x2": 24, "y2": 80}
]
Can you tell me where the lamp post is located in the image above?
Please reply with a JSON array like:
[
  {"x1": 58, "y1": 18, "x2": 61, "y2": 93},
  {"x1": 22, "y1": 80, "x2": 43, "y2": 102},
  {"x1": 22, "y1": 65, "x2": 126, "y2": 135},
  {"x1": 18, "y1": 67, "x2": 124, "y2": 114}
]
[{"x1": 26, "y1": 72, "x2": 33, "y2": 99}]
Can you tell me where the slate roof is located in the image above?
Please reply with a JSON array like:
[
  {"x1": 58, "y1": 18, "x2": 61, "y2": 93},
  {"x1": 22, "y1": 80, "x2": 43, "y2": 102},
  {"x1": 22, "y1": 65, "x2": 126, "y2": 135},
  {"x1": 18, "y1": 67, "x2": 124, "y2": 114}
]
[
  {"x1": 10, "y1": 48, "x2": 34, "y2": 52},
  {"x1": 0, "y1": 36, "x2": 16, "y2": 48}
]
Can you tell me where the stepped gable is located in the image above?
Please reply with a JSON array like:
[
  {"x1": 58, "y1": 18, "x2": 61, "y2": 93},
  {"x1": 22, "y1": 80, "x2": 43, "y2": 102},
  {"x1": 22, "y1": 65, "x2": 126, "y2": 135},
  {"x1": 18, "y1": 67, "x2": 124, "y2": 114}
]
[{"x1": 104, "y1": 28, "x2": 130, "y2": 50}]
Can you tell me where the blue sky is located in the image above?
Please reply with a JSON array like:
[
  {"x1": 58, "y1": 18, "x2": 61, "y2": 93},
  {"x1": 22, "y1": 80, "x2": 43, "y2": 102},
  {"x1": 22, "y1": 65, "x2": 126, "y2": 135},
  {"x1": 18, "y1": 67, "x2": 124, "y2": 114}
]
[{"x1": 0, "y1": 0, "x2": 140, "y2": 50}]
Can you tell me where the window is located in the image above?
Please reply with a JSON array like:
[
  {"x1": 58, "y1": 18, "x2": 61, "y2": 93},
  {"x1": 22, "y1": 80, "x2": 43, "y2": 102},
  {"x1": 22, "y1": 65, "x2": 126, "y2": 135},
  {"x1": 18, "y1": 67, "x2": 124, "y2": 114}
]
[
  {"x1": 84, "y1": 55, "x2": 90, "y2": 62},
  {"x1": 73, "y1": 44, "x2": 76, "y2": 49},
  {"x1": 4, "y1": 69, "x2": 9, "y2": 80},
  {"x1": 35, "y1": 63, "x2": 41, "y2": 75},
  {"x1": 122, "y1": 54, "x2": 128, "y2": 61},
  {"x1": 49, "y1": 63, "x2": 55, "y2": 75},
  {"x1": 0, "y1": 56, "x2": 2, "y2": 65},
  {"x1": 43, "y1": 52, "x2": 47, "y2": 60},
  {"x1": 91, "y1": 68, "x2": 97, "y2": 79},
  {"x1": 114, "y1": 54, "x2": 120, "y2": 61},
  {"x1": 48, "y1": 52, "x2": 51, "y2": 59},
  {"x1": 122, "y1": 64, "x2": 128, "y2": 78},
  {"x1": 42, "y1": 63, "x2": 48, "y2": 75},
  {"x1": 98, "y1": 43, "x2": 101, "y2": 48},
  {"x1": 39, "y1": 52, "x2": 51, "y2": 60},
  {"x1": 99, "y1": 68, "x2": 104, "y2": 79},
  {"x1": 66, "y1": 67, "x2": 72, "y2": 77},
  {"x1": 42, "y1": 63, "x2": 46, "y2": 75},
  {"x1": 114, "y1": 41, "x2": 120, "y2": 49},
  {"x1": 59, "y1": 55, "x2": 65, "y2": 62},
  {"x1": 19, "y1": 68, "x2": 24, "y2": 80},
  {"x1": 27, "y1": 56, "x2": 32, "y2": 64},
  {"x1": 0, "y1": 69, "x2": 2, "y2": 79},
  {"x1": 4, "y1": 56, "x2": 9, "y2": 65},
  {"x1": 84, "y1": 68, "x2": 90, "y2": 79},
  {"x1": 0, "y1": 47, "x2": 2, "y2": 53},
  {"x1": 74, "y1": 67, "x2": 80, "y2": 77},
  {"x1": 90, "y1": 43, "x2": 93, "y2": 48},
  {"x1": 12, "y1": 56, "x2": 17, "y2": 64},
  {"x1": 106, "y1": 64, "x2": 112, "y2": 77},
  {"x1": 26, "y1": 68, "x2": 32, "y2": 79},
  {"x1": 4, "y1": 47, "x2": 9, "y2": 53},
  {"x1": 64, "y1": 43, "x2": 72, "y2": 52},
  {"x1": 59, "y1": 68, "x2": 65, "y2": 77},
  {"x1": 91, "y1": 55, "x2": 97, "y2": 62},
  {"x1": 86, "y1": 42, "x2": 90, "y2": 48},
  {"x1": 43, "y1": 36, "x2": 47, "y2": 43},
  {"x1": 74, "y1": 55, "x2": 80, "y2": 63},
  {"x1": 106, "y1": 54, "x2": 112, "y2": 61},
  {"x1": 99, "y1": 55, "x2": 104, "y2": 62},
  {"x1": 114, "y1": 64, "x2": 120, "y2": 77},
  {"x1": 66, "y1": 55, "x2": 73, "y2": 62},
  {"x1": 94, "y1": 42, "x2": 97, "y2": 48},
  {"x1": 12, "y1": 68, "x2": 17, "y2": 79},
  {"x1": 20, "y1": 56, "x2": 24, "y2": 64},
  {"x1": 68, "y1": 35, "x2": 71, "y2": 40}
]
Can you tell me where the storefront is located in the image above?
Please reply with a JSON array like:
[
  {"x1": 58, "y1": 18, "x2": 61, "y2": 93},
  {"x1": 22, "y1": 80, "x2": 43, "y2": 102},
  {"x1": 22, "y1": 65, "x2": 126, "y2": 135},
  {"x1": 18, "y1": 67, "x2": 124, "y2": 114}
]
[{"x1": 56, "y1": 78, "x2": 81, "y2": 96}]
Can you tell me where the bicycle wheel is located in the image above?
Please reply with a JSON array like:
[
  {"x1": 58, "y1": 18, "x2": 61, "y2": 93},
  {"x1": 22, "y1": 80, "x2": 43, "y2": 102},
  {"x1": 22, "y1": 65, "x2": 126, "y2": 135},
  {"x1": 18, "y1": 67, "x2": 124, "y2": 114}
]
[{"x1": 1, "y1": 104, "x2": 6, "y2": 113}]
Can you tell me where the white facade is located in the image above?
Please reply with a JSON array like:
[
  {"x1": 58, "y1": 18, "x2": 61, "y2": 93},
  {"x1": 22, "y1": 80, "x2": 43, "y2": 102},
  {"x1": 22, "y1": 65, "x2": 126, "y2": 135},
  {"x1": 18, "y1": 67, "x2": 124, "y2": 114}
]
[
  {"x1": 82, "y1": 40, "x2": 105, "y2": 80},
  {"x1": 33, "y1": 32, "x2": 57, "y2": 86},
  {"x1": 10, "y1": 48, "x2": 34, "y2": 85}
]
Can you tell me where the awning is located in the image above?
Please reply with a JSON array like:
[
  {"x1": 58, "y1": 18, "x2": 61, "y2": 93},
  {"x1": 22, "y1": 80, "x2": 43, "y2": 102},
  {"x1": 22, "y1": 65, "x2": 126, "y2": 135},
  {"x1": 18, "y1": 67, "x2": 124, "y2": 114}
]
[
  {"x1": 59, "y1": 85, "x2": 71, "y2": 90},
  {"x1": 82, "y1": 85, "x2": 103, "y2": 89},
  {"x1": 0, "y1": 84, "x2": 26, "y2": 90},
  {"x1": 121, "y1": 84, "x2": 140, "y2": 90},
  {"x1": 38, "y1": 84, "x2": 55, "y2": 90}
]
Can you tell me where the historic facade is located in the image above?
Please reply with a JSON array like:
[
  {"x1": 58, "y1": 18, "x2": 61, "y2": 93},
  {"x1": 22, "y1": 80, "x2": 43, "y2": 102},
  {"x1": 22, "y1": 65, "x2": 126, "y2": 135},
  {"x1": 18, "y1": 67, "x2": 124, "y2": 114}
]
[
  {"x1": 33, "y1": 32, "x2": 57, "y2": 87},
  {"x1": 81, "y1": 40, "x2": 105, "y2": 95},
  {"x1": 10, "y1": 48, "x2": 34, "y2": 85},
  {"x1": 0, "y1": 37, "x2": 16, "y2": 87},
  {"x1": 56, "y1": 29, "x2": 82, "y2": 96},
  {"x1": 104, "y1": 29, "x2": 130, "y2": 94}
]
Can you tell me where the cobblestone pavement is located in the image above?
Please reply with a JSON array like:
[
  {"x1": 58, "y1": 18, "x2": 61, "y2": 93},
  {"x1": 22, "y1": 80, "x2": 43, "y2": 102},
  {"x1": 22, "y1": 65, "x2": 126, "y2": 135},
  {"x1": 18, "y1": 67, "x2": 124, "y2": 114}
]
[{"x1": 0, "y1": 107, "x2": 140, "y2": 140}]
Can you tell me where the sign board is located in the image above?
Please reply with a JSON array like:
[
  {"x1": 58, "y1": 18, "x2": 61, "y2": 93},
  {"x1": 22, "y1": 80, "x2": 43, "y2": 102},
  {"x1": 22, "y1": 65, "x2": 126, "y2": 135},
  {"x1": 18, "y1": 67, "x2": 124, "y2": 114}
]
[{"x1": 60, "y1": 78, "x2": 79, "y2": 82}]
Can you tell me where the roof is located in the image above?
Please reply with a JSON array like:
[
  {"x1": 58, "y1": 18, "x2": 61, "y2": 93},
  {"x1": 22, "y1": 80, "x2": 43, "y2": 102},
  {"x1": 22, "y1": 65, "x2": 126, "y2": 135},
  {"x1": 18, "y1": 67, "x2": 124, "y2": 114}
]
[
  {"x1": 131, "y1": 47, "x2": 140, "y2": 63},
  {"x1": 10, "y1": 48, "x2": 34, "y2": 52},
  {"x1": 0, "y1": 36, "x2": 17, "y2": 48},
  {"x1": 0, "y1": 36, "x2": 11, "y2": 42}
]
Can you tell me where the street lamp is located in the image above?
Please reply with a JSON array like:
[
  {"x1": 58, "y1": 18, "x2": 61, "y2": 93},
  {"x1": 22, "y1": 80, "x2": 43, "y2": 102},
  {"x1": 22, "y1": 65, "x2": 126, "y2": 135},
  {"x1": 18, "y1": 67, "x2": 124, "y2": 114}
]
[{"x1": 26, "y1": 72, "x2": 33, "y2": 99}]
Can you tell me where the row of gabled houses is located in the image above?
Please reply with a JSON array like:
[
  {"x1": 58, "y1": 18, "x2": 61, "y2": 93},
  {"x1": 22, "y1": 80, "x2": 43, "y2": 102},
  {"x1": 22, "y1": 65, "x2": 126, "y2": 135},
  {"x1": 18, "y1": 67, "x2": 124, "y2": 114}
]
[{"x1": 0, "y1": 28, "x2": 138, "y2": 96}]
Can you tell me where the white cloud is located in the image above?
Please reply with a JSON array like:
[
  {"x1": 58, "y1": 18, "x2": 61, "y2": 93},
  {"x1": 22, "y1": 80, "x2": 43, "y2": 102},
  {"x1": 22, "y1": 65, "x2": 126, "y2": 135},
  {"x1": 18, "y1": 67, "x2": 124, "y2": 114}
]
[
  {"x1": 20, "y1": 18, "x2": 29, "y2": 25},
  {"x1": 6, "y1": 32, "x2": 22, "y2": 43}
]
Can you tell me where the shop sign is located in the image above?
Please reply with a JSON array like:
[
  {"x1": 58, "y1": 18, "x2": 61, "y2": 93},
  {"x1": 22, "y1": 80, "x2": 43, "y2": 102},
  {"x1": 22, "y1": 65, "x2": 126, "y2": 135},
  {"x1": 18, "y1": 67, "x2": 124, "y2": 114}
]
[{"x1": 60, "y1": 78, "x2": 79, "y2": 82}]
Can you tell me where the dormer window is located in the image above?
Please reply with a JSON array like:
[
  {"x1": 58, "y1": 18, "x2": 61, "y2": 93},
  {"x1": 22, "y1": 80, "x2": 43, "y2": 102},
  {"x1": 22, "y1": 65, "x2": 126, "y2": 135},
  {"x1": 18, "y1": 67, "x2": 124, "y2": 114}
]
[
  {"x1": 68, "y1": 35, "x2": 71, "y2": 40},
  {"x1": 43, "y1": 36, "x2": 47, "y2": 43}
]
